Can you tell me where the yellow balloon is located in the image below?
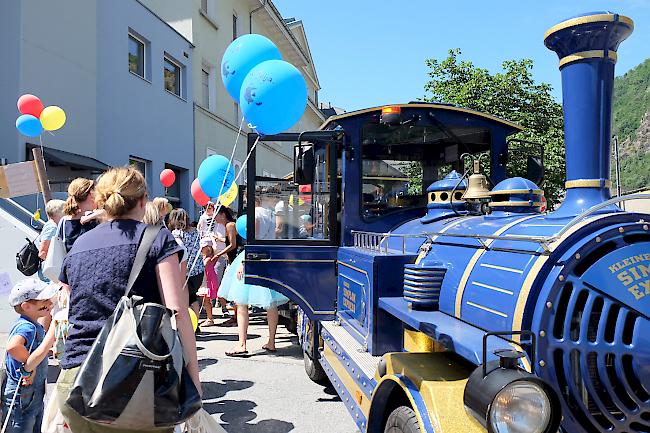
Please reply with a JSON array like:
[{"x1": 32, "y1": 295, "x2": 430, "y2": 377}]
[
  {"x1": 189, "y1": 308, "x2": 198, "y2": 331},
  {"x1": 218, "y1": 182, "x2": 238, "y2": 207},
  {"x1": 40, "y1": 106, "x2": 66, "y2": 131}
]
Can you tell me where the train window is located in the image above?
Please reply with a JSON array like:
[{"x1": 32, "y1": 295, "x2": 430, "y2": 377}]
[
  {"x1": 254, "y1": 144, "x2": 332, "y2": 241},
  {"x1": 361, "y1": 122, "x2": 491, "y2": 219}
]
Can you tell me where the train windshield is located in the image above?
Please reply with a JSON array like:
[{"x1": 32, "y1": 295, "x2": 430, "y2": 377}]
[{"x1": 361, "y1": 121, "x2": 491, "y2": 219}]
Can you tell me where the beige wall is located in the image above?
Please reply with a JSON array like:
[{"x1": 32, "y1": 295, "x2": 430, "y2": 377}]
[{"x1": 142, "y1": 0, "x2": 324, "y2": 187}]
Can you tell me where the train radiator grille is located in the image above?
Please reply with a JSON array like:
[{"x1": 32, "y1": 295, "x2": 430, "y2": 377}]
[{"x1": 540, "y1": 239, "x2": 650, "y2": 433}]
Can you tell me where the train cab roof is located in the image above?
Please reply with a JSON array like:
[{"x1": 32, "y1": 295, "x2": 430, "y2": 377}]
[{"x1": 320, "y1": 103, "x2": 523, "y2": 136}]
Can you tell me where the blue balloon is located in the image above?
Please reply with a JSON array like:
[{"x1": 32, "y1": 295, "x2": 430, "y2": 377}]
[
  {"x1": 197, "y1": 155, "x2": 236, "y2": 198},
  {"x1": 235, "y1": 215, "x2": 247, "y2": 240},
  {"x1": 221, "y1": 34, "x2": 282, "y2": 103},
  {"x1": 15, "y1": 114, "x2": 43, "y2": 137},
  {"x1": 240, "y1": 60, "x2": 308, "y2": 135}
]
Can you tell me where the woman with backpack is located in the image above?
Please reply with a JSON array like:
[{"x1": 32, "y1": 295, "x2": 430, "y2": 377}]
[{"x1": 55, "y1": 166, "x2": 201, "y2": 433}]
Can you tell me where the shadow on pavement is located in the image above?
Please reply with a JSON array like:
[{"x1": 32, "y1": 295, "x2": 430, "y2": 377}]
[
  {"x1": 204, "y1": 399, "x2": 295, "y2": 433},
  {"x1": 202, "y1": 379, "x2": 254, "y2": 400},
  {"x1": 196, "y1": 333, "x2": 261, "y2": 342},
  {"x1": 317, "y1": 382, "x2": 342, "y2": 403},
  {"x1": 198, "y1": 358, "x2": 218, "y2": 372}
]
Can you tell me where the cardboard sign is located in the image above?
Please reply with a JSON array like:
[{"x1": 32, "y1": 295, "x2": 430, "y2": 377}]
[{"x1": 0, "y1": 161, "x2": 40, "y2": 198}]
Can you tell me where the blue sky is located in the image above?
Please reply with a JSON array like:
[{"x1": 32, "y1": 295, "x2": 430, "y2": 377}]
[{"x1": 274, "y1": 1, "x2": 650, "y2": 111}]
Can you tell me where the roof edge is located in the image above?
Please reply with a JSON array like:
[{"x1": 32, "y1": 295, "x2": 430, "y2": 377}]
[{"x1": 320, "y1": 103, "x2": 524, "y2": 132}]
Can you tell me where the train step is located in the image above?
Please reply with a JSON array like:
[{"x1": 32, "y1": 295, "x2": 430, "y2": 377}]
[{"x1": 321, "y1": 320, "x2": 382, "y2": 380}]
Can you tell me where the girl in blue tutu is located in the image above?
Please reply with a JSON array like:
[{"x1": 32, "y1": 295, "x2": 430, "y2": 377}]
[
  {"x1": 220, "y1": 197, "x2": 289, "y2": 356},
  {"x1": 219, "y1": 252, "x2": 289, "y2": 356}
]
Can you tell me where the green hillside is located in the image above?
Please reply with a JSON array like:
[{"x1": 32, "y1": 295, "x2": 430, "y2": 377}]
[
  {"x1": 613, "y1": 58, "x2": 650, "y2": 142},
  {"x1": 612, "y1": 58, "x2": 650, "y2": 191}
]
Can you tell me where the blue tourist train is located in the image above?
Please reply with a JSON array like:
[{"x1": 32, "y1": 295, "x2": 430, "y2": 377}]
[{"x1": 243, "y1": 12, "x2": 648, "y2": 433}]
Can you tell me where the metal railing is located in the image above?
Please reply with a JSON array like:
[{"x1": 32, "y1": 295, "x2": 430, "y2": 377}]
[{"x1": 352, "y1": 193, "x2": 650, "y2": 255}]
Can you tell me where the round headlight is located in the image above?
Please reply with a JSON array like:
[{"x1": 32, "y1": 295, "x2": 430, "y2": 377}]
[{"x1": 489, "y1": 381, "x2": 552, "y2": 433}]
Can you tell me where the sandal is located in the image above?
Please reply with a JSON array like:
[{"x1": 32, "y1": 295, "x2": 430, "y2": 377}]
[
  {"x1": 200, "y1": 320, "x2": 215, "y2": 327},
  {"x1": 262, "y1": 344, "x2": 277, "y2": 353},
  {"x1": 225, "y1": 349, "x2": 248, "y2": 357}
]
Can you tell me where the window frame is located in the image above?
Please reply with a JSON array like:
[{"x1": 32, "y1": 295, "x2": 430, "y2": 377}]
[
  {"x1": 129, "y1": 156, "x2": 151, "y2": 189},
  {"x1": 246, "y1": 133, "x2": 340, "y2": 246},
  {"x1": 358, "y1": 120, "x2": 493, "y2": 221},
  {"x1": 201, "y1": 68, "x2": 210, "y2": 109},
  {"x1": 163, "y1": 55, "x2": 182, "y2": 98},
  {"x1": 128, "y1": 33, "x2": 146, "y2": 79}
]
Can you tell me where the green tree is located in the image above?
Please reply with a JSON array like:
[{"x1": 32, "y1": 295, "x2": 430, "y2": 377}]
[{"x1": 423, "y1": 49, "x2": 565, "y2": 207}]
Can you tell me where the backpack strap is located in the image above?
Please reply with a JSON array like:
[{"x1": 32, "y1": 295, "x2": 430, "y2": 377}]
[{"x1": 125, "y1": 224, "x2": 163, "y2": 297}]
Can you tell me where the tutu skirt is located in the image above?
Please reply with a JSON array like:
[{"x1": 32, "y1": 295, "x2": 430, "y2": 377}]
[{"x1": 218, "y1": 252, "x2": 290, "y2": 309}]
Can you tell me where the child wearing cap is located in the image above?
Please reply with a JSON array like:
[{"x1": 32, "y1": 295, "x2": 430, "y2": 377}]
[{"x1": 2, "y1": 279, "x2": 57, "y2": 433}]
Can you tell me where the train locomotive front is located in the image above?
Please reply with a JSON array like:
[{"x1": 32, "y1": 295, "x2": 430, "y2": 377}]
[
  {"x1": 387, "y1": 12, "x2": 650, "y2": 433},
  {"x1": 243, "y1": 11, "x2": 650, "y2": 433}
]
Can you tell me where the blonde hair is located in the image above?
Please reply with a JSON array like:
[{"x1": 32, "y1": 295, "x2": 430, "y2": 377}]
[
  {"x1": 64, "y1": 178, "x2": 94, "y2": 216},
  {"x1": 45, "y1": 199, "x2": 65, "y2": 219},
  {"x1": 95, "y1": 166, "x2": 147, "y2": 218},
  {"x1": 168, "y1": 208, "x2": 189, "y2": 231},
  {"x1": 143, "y1": 202, "x2": 162, "y2": 225},
  {"x1": 153, "y1": 197, "x2": 169, "y2": 212}
]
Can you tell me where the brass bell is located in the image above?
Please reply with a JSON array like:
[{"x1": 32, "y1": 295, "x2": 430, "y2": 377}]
[{"x1": 462, "y1": 160, "x2": 491, "y2": 200}]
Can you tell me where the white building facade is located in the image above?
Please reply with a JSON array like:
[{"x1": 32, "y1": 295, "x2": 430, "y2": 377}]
[{"x1": 140, "y1": 0, "x2": 325, "y2": 190}]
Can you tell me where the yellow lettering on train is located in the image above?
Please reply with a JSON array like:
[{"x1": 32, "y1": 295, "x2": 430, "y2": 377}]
[
  {"x1": 640, "y1": 279, "x2": 650, "y2": 295},
  {"x1": 628, "y1": 285, "x2": 644, "y2": 301},
  {"x1": 617, "y1": 271, "x2": 634, "y2": 286}
]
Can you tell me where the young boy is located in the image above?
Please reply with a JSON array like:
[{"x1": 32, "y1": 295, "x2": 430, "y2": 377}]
[{"x1": 2, "y1": 279, "x2": 57, "y2": 433}]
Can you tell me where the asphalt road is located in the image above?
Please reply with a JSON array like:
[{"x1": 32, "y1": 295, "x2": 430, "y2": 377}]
[{"x1": 196, "y1": 311, "x2": 359, "y2": 433}]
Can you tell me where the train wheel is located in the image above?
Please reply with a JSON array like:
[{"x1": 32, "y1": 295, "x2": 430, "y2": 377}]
[
  {"x1": 303, "y1": 351, "x2": 328, "y2": 384},
  {"x1": 384, "y1": 406, "x2": 421, "y2": 433}
]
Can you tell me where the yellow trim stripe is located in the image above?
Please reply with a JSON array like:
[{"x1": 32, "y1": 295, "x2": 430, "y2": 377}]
[
  {"x1": 480, "y1": 263, "x2": 524, "y2": 274},
  {"x1": 247, "y1": 275, "x2": 336, "y2": 315},
  {"x1": 372, "y1": 375, "x2": 427, "y2": 432},
  {"x1": 565, "y1": 179, "x2": 613, "y2": 189},
  {"x1": 454, "y1": 214, "x2": 538, "y2": 316},
  {"x1": 250, "y1": 258, "x2": 337, "y2": 263},
  {"x1": 415, "y1": 217, "x2": 477, "y2": 264},
  {"x1": 544, "y1": 13, "x2": 634, "y2": 40},
  {"x1": 320, "y1": 103, "x2": 523, "y2": 131},
  {"x1": 466, "y1": 301, "x2": 508, "y2": 318},
  {"x1": 471, "y1": 281, "x2": 514, "y2": 295},
  {"x1": 322, "y1": 345, "x2": 371, "y2": 415},
  {"x1": 511, "y1": 212, "x2": 621, "y2": 344},
  {"x1": 559, "y1": 50, "x2": 617, "y2": 67}
]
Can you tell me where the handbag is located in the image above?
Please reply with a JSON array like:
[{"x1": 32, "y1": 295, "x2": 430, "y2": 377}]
[
  {"x1": 42, "y1": 218, "x2": 68, "y2": 283},
  {"x1": 16, "y1": 237, "x2": 41, "y2": 276},
  {"x1": 64, "y1": 225, "x2": 202, "y2": 429}
]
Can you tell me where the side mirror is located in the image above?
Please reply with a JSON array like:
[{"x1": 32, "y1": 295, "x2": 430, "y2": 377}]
[{"x1": 294, "y1": 145, "x2": 315, "y2": 185}]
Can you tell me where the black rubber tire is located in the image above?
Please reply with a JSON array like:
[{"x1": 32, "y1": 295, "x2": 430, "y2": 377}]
[
  {"x1": 303, "y1": 351, "x2": 328, "y2": 384},
  {"x1": 384, "y1": 406, "x2": 422, "y2": 433}
]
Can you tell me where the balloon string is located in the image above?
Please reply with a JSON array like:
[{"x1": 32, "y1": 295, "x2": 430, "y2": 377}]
[{"x1": 182, "y1": 117, "x2": 249, "y2": 288}]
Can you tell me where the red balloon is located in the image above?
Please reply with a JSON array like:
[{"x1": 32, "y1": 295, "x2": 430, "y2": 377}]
[
  {"x1": 17, "y1": 94, "x2": 44, "y2": 117},
  {"x1": 191, "y1": 178, "x2": 210, "y2": 206},
  {"x1": 160, "y1": 169, "x2": 176, "y2": 188}
]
